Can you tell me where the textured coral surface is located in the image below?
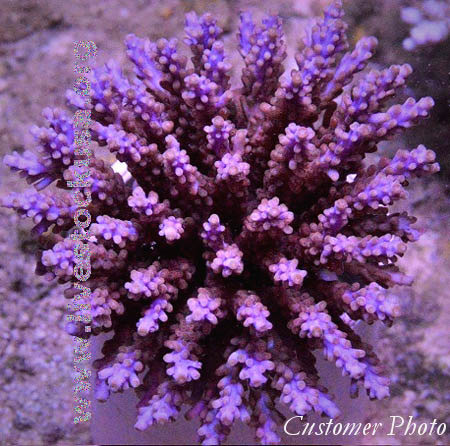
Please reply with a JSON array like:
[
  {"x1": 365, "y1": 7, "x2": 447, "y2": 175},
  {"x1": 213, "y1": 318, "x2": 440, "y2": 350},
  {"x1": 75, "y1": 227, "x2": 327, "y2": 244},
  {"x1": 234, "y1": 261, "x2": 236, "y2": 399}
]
[{"x1": 1, "y1": 1, "x2": 443, "y2": 445}]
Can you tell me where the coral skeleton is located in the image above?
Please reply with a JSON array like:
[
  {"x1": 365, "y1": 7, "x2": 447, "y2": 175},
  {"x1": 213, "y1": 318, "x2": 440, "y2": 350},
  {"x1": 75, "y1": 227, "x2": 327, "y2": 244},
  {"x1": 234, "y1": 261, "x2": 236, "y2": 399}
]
[{"x1": 3, "y1": 1, "x2": 439, "y2": 444}]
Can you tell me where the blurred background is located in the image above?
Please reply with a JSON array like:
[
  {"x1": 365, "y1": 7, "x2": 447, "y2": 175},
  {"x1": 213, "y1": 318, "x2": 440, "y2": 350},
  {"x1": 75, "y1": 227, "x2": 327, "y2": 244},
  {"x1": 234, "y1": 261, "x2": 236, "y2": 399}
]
[{"x1": 0, "y1": 0, "x2": 448, "y2": 445}]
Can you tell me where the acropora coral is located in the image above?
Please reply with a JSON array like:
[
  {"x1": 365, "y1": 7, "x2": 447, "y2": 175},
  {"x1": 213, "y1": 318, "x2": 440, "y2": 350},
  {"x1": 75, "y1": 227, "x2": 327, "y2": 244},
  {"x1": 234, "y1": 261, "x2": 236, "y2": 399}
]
[
  {"x1": 2, "y1": 1, "x2": 440, "y2": 444},
  {"x1": 401, "y1": 0, "x2": 449, "y2": 50}
]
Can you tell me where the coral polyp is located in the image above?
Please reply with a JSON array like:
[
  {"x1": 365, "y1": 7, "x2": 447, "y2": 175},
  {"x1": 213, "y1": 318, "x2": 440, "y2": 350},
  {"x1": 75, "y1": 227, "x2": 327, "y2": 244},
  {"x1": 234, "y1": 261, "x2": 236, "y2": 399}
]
[{"x1": 2, "y1": 1, "x2": 439, "y2": 444}]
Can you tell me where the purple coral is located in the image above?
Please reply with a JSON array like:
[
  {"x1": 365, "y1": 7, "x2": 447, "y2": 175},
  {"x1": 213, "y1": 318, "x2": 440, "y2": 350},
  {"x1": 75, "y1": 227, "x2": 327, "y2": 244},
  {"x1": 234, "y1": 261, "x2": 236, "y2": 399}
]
[
  {"x1": 401, "y1": 0, "x2": 450, "y2": 50},
  {"x1": 2, "y1": 1, "x2": 440, "y2": 444}
]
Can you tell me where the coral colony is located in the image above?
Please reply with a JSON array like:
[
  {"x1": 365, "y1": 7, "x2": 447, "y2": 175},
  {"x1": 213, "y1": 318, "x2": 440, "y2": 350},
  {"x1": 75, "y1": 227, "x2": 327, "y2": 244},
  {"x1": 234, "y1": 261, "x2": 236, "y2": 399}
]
[{"x1": 2, "y1": 1, "x2": 440, "y2": 444}]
